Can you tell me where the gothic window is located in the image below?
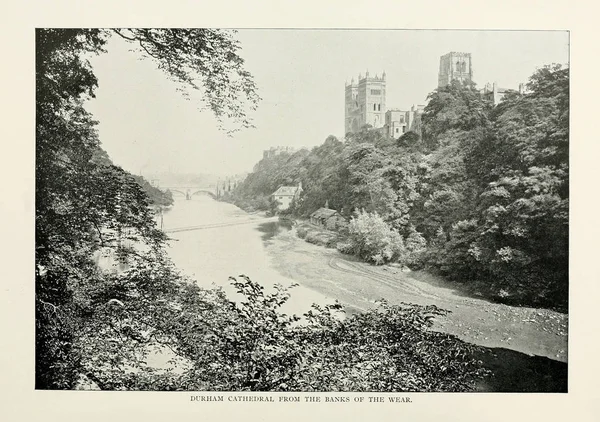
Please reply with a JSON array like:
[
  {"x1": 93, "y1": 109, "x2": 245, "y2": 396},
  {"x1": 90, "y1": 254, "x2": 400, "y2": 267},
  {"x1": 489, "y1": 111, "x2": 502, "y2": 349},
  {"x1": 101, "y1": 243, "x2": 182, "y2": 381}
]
[
  {"x1": 373, "y1": 104, "x2": 376, "y2": 111},
  {"x1": 378, "y1": 104, "x2": 381, "y2": 111},
  {"x1": 457, "y1": 60, "x2": 461, "y2": 71},
  {"x1": 462, "y1": 61, "x2": 467, "y2": 72}
]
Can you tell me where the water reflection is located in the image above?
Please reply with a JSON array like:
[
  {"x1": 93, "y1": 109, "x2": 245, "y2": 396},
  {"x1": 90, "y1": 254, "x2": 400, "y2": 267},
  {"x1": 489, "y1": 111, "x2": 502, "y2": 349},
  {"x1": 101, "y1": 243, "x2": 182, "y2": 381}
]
[{"x1": 257, "y1": 219, "x2": 293, "y2": 242}]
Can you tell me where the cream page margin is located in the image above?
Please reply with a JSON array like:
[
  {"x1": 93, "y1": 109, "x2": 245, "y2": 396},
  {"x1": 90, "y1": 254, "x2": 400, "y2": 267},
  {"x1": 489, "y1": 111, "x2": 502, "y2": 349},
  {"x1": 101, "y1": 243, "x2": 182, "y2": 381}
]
[{"x1": 0, "y1": 1, "x2": 598, "y2": 421}]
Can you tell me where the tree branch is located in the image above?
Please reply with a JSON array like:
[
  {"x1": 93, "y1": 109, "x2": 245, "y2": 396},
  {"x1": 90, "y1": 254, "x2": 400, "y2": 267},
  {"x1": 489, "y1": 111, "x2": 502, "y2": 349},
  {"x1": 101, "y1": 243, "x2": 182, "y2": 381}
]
[{"x1": 111, "y1": 29, "x2": 137, "y2": 42}]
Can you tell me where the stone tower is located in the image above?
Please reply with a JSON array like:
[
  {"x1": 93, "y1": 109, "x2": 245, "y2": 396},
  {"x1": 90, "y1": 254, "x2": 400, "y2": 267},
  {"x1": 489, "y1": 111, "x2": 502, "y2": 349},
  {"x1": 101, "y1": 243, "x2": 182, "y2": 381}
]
[
  {"x1": 345, "y1": 71, "x2": 386, "y2": 134},
  {"x1": 438, "y1": 52, "x2": 473, "y2": 88}
]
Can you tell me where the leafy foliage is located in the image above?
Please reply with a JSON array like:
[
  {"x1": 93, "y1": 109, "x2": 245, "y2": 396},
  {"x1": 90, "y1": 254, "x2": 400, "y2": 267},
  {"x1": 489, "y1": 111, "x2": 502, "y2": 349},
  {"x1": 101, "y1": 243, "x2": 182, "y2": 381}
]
[
  {"x1": 36, "y1": 27, "x2": 567, "y2": 393},
  {"x1": 36, "y1": 28, "x2": 260, "y2": 389},
  {"x1": 131, "y1": 175, "x2": 174, "y2": 207},
  {"x1": 112, "y1": 28, "x2": 261, "y2": 133},
  {"x1": 126, "y1": 276, "x2": 489, "y2": 392},
  {"x1": 233, "y1": 65, "x2": 568, "y2": 309},
  {"x1": 347, "y1": 211, "x2": 405, "y2": 264}
]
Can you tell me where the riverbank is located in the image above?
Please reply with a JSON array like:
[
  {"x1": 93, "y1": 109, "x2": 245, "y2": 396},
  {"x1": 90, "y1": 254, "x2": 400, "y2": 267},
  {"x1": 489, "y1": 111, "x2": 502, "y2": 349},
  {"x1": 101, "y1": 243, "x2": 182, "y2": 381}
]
[
  {"x1": 262, "y1": 226, "x2": 568, "y2": 391},
  {"x1": 158, "y1": 197, "x2": 567, "y2": 391},
  {"x1": 161, "y1": 197, "x2": 334, "y2": 316}
]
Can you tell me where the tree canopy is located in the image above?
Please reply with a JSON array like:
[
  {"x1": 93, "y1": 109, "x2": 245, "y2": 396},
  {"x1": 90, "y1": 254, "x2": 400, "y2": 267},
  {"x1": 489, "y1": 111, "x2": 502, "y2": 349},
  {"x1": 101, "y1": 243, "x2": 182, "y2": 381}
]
[
  {"x1": 36, "y1": 28, "x2": 567, "y2": 391},
  {"x1": 231, "y1": 64, "x2": 569, "y2": 310},
  {"x1": 35, "y1": 28, "x2": 260, "y2": 388}
]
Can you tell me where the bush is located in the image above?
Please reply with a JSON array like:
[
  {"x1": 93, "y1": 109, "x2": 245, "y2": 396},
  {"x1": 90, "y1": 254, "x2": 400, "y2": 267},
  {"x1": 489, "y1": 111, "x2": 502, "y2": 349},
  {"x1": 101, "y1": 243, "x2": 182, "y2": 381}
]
[
  {"x1": 347, "y1": 210, "x2": 406, "y2": 264},
  {"x1": 324, "y1": 236, "x2": 338, "y2": 249},
  {"x1": 296, "y1": 226, "x2": 308, "y2": 239},
  {"x1": 304, "y1": 231, "x2": 337, "y2": 247},
  {"x1": 157, "y1": 276, "x2": 490, "y2": 392},
  {"x1": 336, "y1": 241, "x2": 355, "y2": 255}
]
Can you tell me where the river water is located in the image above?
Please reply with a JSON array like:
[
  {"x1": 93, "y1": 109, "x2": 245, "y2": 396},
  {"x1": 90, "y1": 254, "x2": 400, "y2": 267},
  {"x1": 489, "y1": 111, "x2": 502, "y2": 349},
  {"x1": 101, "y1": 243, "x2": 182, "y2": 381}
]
[
  {"x1": 145, "y1": 196, "x2": 566, "y2": 389},
  {"x1": 160, "y1": 196, "x2": 333, "y2": 316}
]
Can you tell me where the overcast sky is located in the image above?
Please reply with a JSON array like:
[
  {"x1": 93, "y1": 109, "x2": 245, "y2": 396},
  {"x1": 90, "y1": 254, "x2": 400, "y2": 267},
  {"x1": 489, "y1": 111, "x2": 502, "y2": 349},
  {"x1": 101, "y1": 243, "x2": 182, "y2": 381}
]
[{"x1": 85, "y1": 30, "x2": 569, "y2": 177}]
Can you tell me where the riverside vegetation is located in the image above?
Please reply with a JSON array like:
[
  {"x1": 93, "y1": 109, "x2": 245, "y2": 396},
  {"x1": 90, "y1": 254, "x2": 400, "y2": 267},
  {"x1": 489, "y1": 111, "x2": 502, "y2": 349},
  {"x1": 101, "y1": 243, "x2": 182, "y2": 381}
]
[
  {"x1": 228, "y1": 66, "x2": 568, "y2": 312},
  {"x1": 36, "y1": 29, "x2": 565, "y2": 391}
]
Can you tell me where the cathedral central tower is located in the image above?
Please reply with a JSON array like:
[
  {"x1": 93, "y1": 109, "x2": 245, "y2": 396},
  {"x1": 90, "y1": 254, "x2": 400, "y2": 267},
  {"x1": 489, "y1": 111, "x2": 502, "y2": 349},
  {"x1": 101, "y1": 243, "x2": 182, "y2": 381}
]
[{"x1": 438, "y1": 52, "x2": 473, "y2": 88}]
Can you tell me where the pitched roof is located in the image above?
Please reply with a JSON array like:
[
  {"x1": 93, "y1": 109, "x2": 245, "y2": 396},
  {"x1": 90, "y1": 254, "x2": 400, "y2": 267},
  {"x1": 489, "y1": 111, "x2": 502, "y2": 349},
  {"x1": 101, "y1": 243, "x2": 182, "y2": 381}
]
[
  {"x1": 272, "y1": 186, "x2": 300, "y2": 196},
  {"x1": 310, "y1": 208, "x2": 339, "y2": 219}
]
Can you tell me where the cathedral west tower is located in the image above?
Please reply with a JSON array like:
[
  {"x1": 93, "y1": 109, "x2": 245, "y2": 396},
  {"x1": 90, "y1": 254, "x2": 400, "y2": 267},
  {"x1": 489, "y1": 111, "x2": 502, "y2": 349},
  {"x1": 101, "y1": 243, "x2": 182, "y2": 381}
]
[{"x1": 345, "y1": 71, "x2": 386, "y2": 134}]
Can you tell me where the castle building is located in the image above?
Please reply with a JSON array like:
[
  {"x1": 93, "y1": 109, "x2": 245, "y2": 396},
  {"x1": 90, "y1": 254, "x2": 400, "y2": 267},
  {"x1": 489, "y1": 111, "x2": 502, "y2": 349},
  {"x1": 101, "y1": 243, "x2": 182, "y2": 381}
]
[
  {"x1": 384, "y1": 109, "x2": 407, "y2": 138},
  {"x1": 383, "y1": 104, "x2": 426, "y2": 139},
  {"x1": 263, "y1": 146, "x2": 296, "y2": 159},
  {"x1": 480, "y1": 82, "x2": 526, "y2": 105},
  {"x1": 438, "y1": 52, "x2": 473, "y2": 88},
  {"x1": 345, "y1": 71, "x2": 387, "y2": 134}
]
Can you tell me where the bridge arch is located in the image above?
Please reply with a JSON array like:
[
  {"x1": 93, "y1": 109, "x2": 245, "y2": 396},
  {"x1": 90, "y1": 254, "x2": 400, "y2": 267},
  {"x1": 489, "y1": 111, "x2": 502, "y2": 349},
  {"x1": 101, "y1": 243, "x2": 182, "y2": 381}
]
[
  {"x1": 166, "y1": 189, "x2": 187, "y2": 197},
  {"x1": 162, "y1": 186, "x2": 217, "y2": 200},
  {"x1": 190, "y1": 190, "x2": 216, "y2": 199}
]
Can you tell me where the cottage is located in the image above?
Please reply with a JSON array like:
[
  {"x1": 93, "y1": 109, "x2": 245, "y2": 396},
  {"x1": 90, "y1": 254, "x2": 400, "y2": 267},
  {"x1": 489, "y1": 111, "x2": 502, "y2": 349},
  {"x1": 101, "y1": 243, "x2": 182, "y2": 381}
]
[
  {"x1": 310, "y1": 208, "x2": 344, "y2": 229},
  {"x1": 271, "y1": 182, "x2": 302, "y2": 211}
]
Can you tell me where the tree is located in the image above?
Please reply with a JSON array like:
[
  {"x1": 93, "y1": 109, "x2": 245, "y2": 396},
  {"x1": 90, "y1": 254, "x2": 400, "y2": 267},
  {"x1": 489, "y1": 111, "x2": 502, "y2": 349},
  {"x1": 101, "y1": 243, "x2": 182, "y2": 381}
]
[
  {"x1": 347, "y1": 210, "x2": 406, "y2": 265},
  {"x1": 412, "y1": 81, "x2": 491, "y2": 239},
  {"x1": 39, "y1": 28, "x2": 530, "y2": 392},
  {"x1": 36, "y1": 28, "x2": 260, "y2": 388},
  {"x1": 463, "y1": 64, "x2": 569, "y2": 306},
  {"x1": 421, "y1": 80, "x2": 491, "y2": 151}
]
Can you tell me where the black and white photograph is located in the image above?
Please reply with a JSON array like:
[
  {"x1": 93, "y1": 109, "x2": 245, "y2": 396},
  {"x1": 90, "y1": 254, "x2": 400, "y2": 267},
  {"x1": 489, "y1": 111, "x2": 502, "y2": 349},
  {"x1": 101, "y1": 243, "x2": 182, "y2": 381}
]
[{"x1": 33, "y1": 28, "x2": 571, "y2": 394}]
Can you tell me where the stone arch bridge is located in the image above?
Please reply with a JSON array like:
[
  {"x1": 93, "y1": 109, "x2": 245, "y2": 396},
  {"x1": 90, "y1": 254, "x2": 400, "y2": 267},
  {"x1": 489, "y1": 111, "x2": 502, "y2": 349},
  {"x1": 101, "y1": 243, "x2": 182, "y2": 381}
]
[{"x1": 161, "y1": 186, "x2": 217, "y2": 200}]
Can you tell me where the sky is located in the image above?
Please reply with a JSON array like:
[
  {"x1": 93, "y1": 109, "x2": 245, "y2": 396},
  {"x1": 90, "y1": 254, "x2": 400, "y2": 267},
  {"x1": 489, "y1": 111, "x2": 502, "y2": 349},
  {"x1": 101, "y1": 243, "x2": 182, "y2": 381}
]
[{"x1": 85, "y1": 30, "x2": 569, "y2": 177}]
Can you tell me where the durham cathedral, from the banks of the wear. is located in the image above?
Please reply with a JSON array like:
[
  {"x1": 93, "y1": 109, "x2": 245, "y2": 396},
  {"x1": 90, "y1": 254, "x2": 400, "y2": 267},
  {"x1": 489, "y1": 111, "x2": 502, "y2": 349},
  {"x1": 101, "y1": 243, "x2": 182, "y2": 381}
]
[{"x1": 344, "y1": 51, "x2": 524, "y2": 139}]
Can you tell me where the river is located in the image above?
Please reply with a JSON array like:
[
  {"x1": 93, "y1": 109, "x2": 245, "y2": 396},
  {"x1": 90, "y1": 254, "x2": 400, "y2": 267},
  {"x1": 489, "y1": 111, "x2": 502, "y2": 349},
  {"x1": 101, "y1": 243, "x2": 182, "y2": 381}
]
[
  {"x1": 160, "y1": 195, "x2": 333, "y2": 316},
  {"x1": 155, "y1": 194, "x2": 567, "y2": 391}
]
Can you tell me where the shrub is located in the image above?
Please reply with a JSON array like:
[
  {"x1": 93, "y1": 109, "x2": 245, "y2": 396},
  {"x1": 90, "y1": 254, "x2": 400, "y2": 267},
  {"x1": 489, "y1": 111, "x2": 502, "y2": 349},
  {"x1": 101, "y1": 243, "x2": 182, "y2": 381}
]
[
  {"x1": 304, "y1": 232, "x2": 321, "y2": 245},
  {"x1": 303, "y1": 230, "x2": 338, "y2": 248},
  {"x1": 335, "y1": 219, "x2": 349, "y2": 235},
  {"x1": 296, "y1": 227, "x2": 308, "y2": 239},
  {"x1": 336, "y1": 241, "x2": 355, "y2": 255},
  {"x1": 159, "y1": 276, "x2": 490, "y2": 392},
  {"x1": 324, "y1": 235, "x2": 338, "y2": 249},
  {"x1": 404, "y1": 226, "x2": 427, "y2": 266},
  {"x1": 347, "y1": 210, "x2": 406, "y2": 264}
]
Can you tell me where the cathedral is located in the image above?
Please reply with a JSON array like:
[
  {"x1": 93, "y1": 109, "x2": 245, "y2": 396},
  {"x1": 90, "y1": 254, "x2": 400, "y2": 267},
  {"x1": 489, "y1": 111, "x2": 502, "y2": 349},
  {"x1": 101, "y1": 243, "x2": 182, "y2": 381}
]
[
  {"x1": 438, "y1": 51, "x2": 473, "y2": 88},
  {"x1": 344, "y1": 71, "x2": 387, "y2": 134},
  {"x1": 344, "y1": 51, "x2": 523, "y2": 138},
  {"x1": 344, "y1": 70, "x2": 423, "y2": 138}
]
